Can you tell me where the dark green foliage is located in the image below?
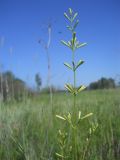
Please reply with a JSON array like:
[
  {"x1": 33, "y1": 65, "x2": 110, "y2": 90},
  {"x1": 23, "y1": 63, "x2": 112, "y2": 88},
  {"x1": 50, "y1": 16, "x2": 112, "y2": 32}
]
[
  {"x1": 89, "y1": 77, "x2": 116, "y2": 90},
  {"x1": 13, "y1": 78, "x2": 26, "y2": 101},
  {"x1": 0, "y1": 71, "x2": 27, "y2": 102},
  {"x1": 35, "y1": 73, "x2": 42, "y2": 92}
]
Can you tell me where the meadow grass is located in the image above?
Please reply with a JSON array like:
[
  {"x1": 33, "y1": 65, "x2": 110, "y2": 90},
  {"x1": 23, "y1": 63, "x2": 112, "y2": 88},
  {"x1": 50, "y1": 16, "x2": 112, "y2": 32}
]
[{"x1": 0, "y1": 89, "x2": 120, "y2": 160}]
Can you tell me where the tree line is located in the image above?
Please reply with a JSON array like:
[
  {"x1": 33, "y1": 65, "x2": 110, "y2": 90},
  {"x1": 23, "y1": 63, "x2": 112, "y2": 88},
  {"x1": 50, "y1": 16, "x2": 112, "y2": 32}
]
[
  {"x1": 88, "y1": 77, "x2": 116, "y2": 90},
  {"x1": 0, "y1": 71, "x2": 29, "y2": 102},
  {"x1": 0, "y1": 71, "x2": 118, "y2": 102}
]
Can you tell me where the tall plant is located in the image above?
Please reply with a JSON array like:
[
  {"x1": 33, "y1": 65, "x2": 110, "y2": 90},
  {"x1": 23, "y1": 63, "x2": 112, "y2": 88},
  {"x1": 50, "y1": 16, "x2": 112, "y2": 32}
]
[
  {"x1": 38, "y1": 23, "x2": 52, "y2": 104},
  {"x1": 0, "y1": 37, "x2": 4, "y2": 102},
  {"x1": 56, "y1": 8, "x2": 98, "y2": 160},
  {"x1": 62, "y1": 8, "x2": 86, "y2": 116}
]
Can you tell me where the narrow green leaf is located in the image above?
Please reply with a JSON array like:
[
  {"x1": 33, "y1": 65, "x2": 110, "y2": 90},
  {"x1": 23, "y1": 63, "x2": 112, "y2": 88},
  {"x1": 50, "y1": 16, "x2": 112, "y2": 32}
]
[
  {"x1": 71, "y1": 32, "x2": 76, "y2": 51},
  {"x1": 65, "y1": 83, "x2": 74, "y2": 93},
  {"x1": 72, "y1": 32, "x2": 76, "y2": 44},
  {"x1": 89, "y1": 128, "x2": 92, "y2": 135},
  {"x1": 61, "y1": 40, "x2": 70, "y2": 48},
  {"x1": 56, "y1": 153, "x2": 65, "y2": 158},
  {"x1": 75, "y1": 60, "x2": 84, "y2": 70},
  {"x1": 77, "y1": 42, "x2": 87, "y2": 48},
  {"x1": 56, "y1": 115, "x2": 66, "y2": 120},
  {"x1": 69, "y1": 8, "x2": 73, "y2": 15},
  {"x1": 66, "y1": 25, "x2": 72, "y2": 31},
  {"x1": 68, "y1": 41, "x2": 71, "y2": 45},
  {"x1": 64, "y1": 62, "x2": 72, "y2": 70},
  {"x1": 78, "y1": 111, "x2": 81, "y2": 119},
  {"x1": 67, "y1": 112, "x2": 71, "y2": 121},
  {"x1": 73, "y1": 20, "x2": 79, "y2": 31},
  {"x1": 77, "y1": 85, "x2": 86, "y2": 93},
  {"x1": 64, "y1": 12, "x2": 71, "y2": 22},
  {"x1": 72, "y1": 13, "x2": 78, "y2": 21},
  {"x1": 81, "y1": 113, "x2": 93, "y2": 120}
]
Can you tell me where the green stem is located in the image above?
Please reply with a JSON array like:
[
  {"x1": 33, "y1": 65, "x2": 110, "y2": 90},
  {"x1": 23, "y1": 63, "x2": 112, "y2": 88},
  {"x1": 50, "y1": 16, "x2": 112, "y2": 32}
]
[
  {"x1": 72, "y1": 50, "x2": 77, "y2": 160},
  {"x1": 72, "y1": 51, "x2": 76, "y2": 114},
  {"x1": 74, "y1": 69, "x2": 76, "y2": 109},
  {"x1": 82, "y1": 138, "x2": 91, "y2": 160}
]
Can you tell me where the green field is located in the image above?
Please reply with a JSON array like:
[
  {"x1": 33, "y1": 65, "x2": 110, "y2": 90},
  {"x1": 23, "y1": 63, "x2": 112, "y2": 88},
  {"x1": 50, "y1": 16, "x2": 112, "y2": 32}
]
[{"x1": 0, "y1": 89, "x2": 120, "y2": 160}]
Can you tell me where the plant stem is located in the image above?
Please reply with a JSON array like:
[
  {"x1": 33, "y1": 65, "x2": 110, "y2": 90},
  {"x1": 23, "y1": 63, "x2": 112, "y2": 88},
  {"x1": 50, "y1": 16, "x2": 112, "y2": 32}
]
[
  {"x1": 72, "y1": 51, "x2": 78, "y2": 160},
  {"x1": 74, "y1": 70, "x2": 76, "y2": 110},
  {"x1": 72, "y1": 51, "x2": 76, "y2": 115},
  {"x1": 82, "y1": 138, "x2": 91, "y2": 160},
  {"x1": 46, "y1": 48, "x2": 52, "y2": 107}
]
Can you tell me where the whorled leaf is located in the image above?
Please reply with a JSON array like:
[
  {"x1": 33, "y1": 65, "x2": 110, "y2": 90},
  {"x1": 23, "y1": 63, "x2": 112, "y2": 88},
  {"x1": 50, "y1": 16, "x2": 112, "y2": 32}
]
[
  {"x1": 78, "y1": 111, "x2": 82, "y2": 119},
  {"x1": 64, "y1": 12, "x2": 71, "y2": 22},
  {"x1": 78, "y1": 112, "x2": 93, "y2": 124},
  {"x1": 70, "y1": 32, "x2": 77, "y2": 51},
  {"x1": 69, "y1": 8, "x2": 73, "y2": 15},
  {"x1": 72, "y1": 32, "x2": 76, "y2": 45},
  {"x1": 72, "y1": 13, "x2": 78, "y2": 22},
  {"x1": 64, "y1": 62, "x2": 72, "y2": 70},
  {"x1": 73, "y1": 20, "x2": 79, "y2": 31},
  {"x1": 61, "y1": 40, "x2": 70, "y2": 48},
  {"x1": 56, "y1": 115, "x2": 66, "y2": 121},
  {"x1": 77, "y1": 42, "x2": 87, "y2": 48},
  {"x1": 81, "y1": 113, "x2": 93, "y2": 120},
  {"x1": 56, "y1": 153, "x2": 65, "y2": 158},
  {"x1": 66, "y1": 25, "x2": 72, "y2": 31},
  {"x1": 65, "y1": 83, "x2": 74, "y2": 93},
  {"x1": 75, "y1": 60, "x2": 84, "y2": 70},
  {"x1": 77, "y1": 85, "x2": 86, "y2": 93}
]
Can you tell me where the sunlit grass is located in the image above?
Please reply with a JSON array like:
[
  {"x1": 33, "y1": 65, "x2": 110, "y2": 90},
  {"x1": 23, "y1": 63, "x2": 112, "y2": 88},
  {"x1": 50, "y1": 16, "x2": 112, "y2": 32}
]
[{"x1": 0, "y1": 89, "x2": 120, "y2": 159}]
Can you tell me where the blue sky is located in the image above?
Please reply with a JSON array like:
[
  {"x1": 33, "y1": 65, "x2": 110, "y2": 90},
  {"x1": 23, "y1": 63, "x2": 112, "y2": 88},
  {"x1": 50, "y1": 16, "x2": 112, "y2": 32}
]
[{"x1": 0, "y1": 0, "x2": 120, "y2": 88}]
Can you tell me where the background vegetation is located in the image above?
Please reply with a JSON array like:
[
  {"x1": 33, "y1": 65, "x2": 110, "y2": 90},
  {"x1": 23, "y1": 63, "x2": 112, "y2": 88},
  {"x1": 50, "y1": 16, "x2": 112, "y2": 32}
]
[{"x1": 0, "y1": 89, "x2": 120, "y2": 159}]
